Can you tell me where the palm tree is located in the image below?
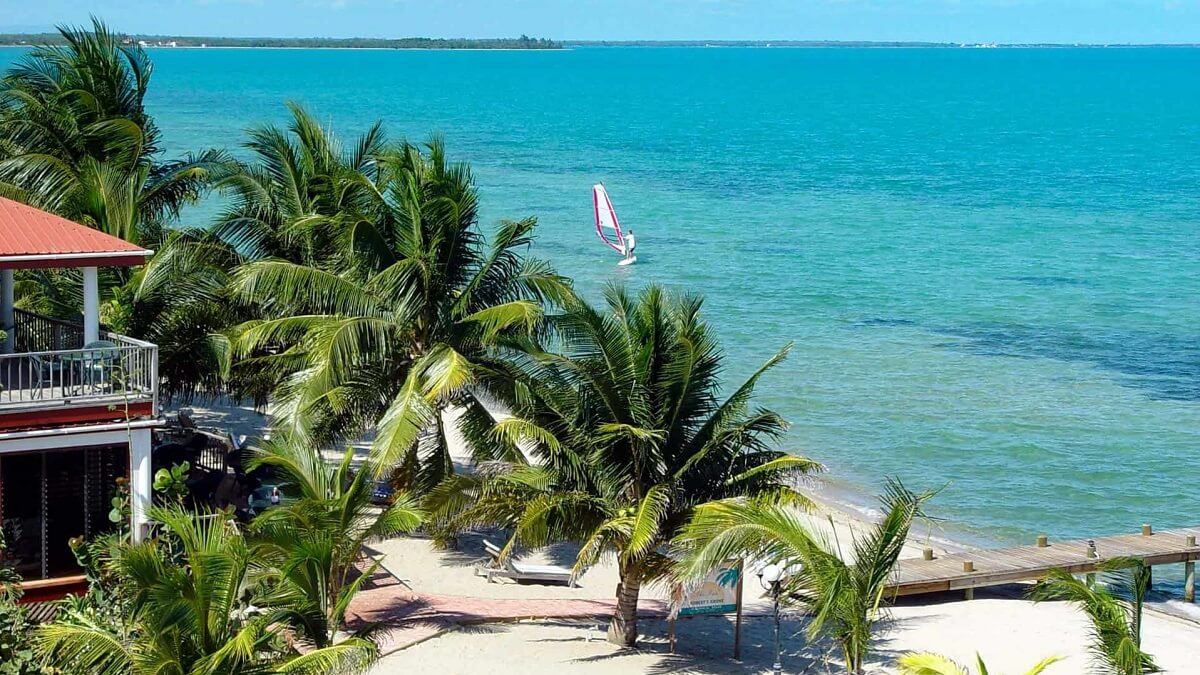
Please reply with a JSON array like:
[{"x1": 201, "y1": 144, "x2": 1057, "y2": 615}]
[
  {"x1": 122, "y1": 228, "x2": 249, "y2": 401},
  {"x1": 209, "y1": 102, "x2": 388, "y2": 269},
  {"x1": 0, "y1": 18, "x2": 225, "y2": 247},
  {"x1": 131, "y1": 102, "x2": 392, "y2": 403},
  {"x1": 898, "y1": 652, "x2": 1062, "y2": 675},
  {"x1": 248, "y1": 438, "x2": 425, "y2": 647},
  {"x1": 673, "y1": 479, "x2": 935, "y2": 673},
  {"x1": 35, "y1": 505, "x2": 378, "y2": 675},
  {"x1": 230, "y1": 137, "x2": 573, "y2": 489},
  {"x1": 1029, "y1": 558, "x2": 1160, "y2": 674},
  {"x1": 434, "y1": 284, "x2": 820, "y2": 646}
]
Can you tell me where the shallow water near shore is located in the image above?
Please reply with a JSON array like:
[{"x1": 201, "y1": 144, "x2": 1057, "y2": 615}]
[{"x1": 2, "y1": 46, "x2": 1197, "y2": 553}]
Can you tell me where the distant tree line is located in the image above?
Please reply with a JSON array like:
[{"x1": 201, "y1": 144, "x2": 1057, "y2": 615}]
[
  {"x1": 563, "y1": 40, "x2": 1194, "y2": 48},
  {"x1": 566, "y1": 39, "x2": 959, "y2": 48},
  {"x1": 0, "y1": 33, "x2": 562, "y2": 49}
]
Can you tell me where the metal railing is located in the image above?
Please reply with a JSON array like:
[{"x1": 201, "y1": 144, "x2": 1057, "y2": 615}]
[
  {"x1": 0, "y1": 311, "x2": 158, "y2": 414},
  {"x1": 12, "y1": 308, "x2": 85, "y2": 352}
]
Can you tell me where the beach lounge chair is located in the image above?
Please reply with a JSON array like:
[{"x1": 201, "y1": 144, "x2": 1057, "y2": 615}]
[{"x1": 475, "y1": 539, "x2": 575, "y2": 586}]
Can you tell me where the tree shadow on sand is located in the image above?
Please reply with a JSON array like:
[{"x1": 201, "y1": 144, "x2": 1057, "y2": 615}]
[{"x1": 550, "y1": 615, "x2": 844, "y2": 675}]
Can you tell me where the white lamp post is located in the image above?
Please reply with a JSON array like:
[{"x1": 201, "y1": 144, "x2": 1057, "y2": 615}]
[{"x1": 758, "y1": 563, "x2": 784, "y2": 675}]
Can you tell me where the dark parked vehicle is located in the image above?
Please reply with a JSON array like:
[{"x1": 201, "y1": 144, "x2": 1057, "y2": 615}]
[{"x1": 371, "y1": 480, "x2": 395, "y2": 505}]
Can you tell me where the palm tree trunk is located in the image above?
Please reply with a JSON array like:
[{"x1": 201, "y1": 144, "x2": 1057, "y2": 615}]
[{"x1": 607, "y1": 561, "x2": 643, "y2": 646}]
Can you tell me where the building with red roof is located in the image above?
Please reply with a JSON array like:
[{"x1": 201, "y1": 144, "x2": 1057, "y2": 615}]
[{"x1": 1, "y1": 197, "x2": 160, "y2": 601}]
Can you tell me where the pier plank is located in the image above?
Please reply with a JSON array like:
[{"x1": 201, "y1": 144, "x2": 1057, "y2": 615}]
[{"x1": 889, "y1": 526, "x2": 1200, "y2": 597}]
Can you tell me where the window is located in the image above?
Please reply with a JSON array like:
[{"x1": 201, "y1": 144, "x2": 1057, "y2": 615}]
[{"x1": 0, "y1": 445, "x2": 128, "y2": 580}]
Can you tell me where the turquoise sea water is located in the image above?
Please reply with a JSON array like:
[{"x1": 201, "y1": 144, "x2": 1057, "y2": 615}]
[{"x1": 3, "y1": 46, "x2": 1198, "y2": 548}]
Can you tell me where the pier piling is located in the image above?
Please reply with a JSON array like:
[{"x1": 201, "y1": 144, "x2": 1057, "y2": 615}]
[{"x1": 1186, "y1": 535, "x2": 1197, "y2": 603}]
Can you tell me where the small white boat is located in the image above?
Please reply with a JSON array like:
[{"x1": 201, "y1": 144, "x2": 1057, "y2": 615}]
[{"x1": 593, "y1": 184, "x2": 636, "y2": 266}]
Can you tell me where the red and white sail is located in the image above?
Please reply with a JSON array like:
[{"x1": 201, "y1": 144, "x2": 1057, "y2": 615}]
[{"x1": 593, "y1": 184, "x2": 625, "y2": 254}]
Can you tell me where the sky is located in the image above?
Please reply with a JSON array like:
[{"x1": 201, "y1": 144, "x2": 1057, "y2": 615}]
[{"x1": 0, "y1": 0, "x2": 1196, "y2": 44}]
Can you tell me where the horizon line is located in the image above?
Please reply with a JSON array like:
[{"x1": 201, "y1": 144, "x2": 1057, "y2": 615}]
[{"x1": 0, "y1": 31, "x2": 1197, "y2": 48}]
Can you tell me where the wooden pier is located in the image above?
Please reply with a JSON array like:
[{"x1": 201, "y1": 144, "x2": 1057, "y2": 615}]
[{"x1": 888, "y1": 525, "x2": 1200, "y2": 601}]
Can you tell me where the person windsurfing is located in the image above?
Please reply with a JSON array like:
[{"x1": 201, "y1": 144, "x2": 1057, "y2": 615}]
[{"x1": 593, "y1": 183, "x2": 637, "y2": 265}]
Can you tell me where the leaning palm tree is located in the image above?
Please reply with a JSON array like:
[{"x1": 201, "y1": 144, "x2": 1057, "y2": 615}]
[
  {"x1": 35, "y1": 505, "x2": 378, "y2": 675},
  {"x1": 673, "y1": 479, "x2": 935, "y2": 673},
  {"x1": 230, "y1": 138, "x2": 573, "y2": 488},
  {"x1": 433, "y1": 284, "x2": 820, "y2": 646},
  {"x1": 898, "y1": 652, "x2": 1062, "y2": 675},
  {"x1": 248, "y1": 437, "x2": 425, "y2": 647},
  {"x1": 1029, "y1": 559, "x2": 1159, "y2": 675}
]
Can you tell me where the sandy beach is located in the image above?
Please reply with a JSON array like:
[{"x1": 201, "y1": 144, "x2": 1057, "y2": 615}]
[
  {"x1": 365, "y1": 523, "x2": 1200, "y2": 674},
  {"x1": 181, "y1": 400, "x2": 1200, "y2": 674},
  {"x1": 370, "y1": 596, "x2": 1200, "y2": 674}
]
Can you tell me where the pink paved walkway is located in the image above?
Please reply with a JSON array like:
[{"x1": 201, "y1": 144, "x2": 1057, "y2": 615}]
[{"x1": 346, "y1": 569, "x2": 670, "y2": 653}]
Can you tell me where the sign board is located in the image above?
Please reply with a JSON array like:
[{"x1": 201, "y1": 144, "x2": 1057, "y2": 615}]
[{"x1": 678, "y1": 560, "x2": 742, "y2": 616}]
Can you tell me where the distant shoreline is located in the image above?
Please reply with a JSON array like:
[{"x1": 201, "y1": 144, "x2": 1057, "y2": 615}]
[
  {"x1": 0, "y1": 35, "x2": 1197, "y2": 50},
  {"x1": 567, "y1": 40, "x2": 1200, "y2": 48},
  {"x1": 0, "y1": 34, "x2": 564, "y2": 50}
]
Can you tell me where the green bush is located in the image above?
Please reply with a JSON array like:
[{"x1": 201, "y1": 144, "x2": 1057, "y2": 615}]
[{"x1": 0, "y1": 531, "x2": 43, "y2": 675}]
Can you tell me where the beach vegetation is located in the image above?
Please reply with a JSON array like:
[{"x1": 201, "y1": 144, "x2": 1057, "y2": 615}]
[
  {"x1": 226, "y1": 132, "x2": 573, "y2": 489},
  {"x1": 0, "y1": 531, "x2": 41, "y2": 675},
  {"x1": 897, "y1": 652, "x2": 1062, "y2": 674},
  {"x1": 1029, "y1": 558, "x2": 1160, "y2": 675},
  {"x1": 36, "y1": 505, "x2": 379, "y2": 675},
  {"x1": 247, "y1": 437, "x2": 425, "y2": 647},
  {"x1": 430, "y1": 284, "x2": 820, "y2": 646},
  {"x1": 673, "y1": 479, "x2": 935, "y2": 673}
]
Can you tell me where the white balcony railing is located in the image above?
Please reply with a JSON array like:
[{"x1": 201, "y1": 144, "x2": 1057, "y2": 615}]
[{"x1": 0, "y1": 309, "x2": 158, "y2": 415}]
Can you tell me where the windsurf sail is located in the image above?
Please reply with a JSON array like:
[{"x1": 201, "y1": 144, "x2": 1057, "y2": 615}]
[{"x1": 593, "y1": 184, "x2": 625, "y2": 254}]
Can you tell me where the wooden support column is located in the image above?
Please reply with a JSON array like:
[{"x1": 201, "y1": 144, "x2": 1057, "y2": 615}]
[
  {"x1": 1141, "y1": 525, "x2": 1153, "y2": 590},
  {"x1": 963, "y1": 561, "x2": 975, "y2": 600},
  {"x1": 1186, "y1": 535, "x2": 1197, "y2": 604},
  {"x1": 1085, "y1": 540, "x2": 1098, "y2": 588}
]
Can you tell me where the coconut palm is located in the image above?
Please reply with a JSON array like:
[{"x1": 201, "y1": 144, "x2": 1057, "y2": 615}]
[
  {"x1": 1029, "y1": 558, "x2": 1159, "y2": 675},
  {"x1": 673, "y1": 479, "x2": 935, "y2": 673},
  {"x1": 434, "y1": 284, "x2": 820, "y2": 646},
  {"x1": 230, "y1": 138, "x2": 573, "y2": 489},
  {"x1": 35, "y1": 505, "x2": 378, "y2": 675},
  {"x1": 248, "y1": 438, "x2": 425, "y2": 647},
  {"x1": 130, "y1": 103, "x2": 394, "y2": 403},
  {"x1": 209, "y1": 102, "x2": 388, "y2": 268},
  {"x1": 0, "y1": 17, "x2": 226, "y2": 258},
  {"x1": 898, "y1": 652, "x2": 1062, "y2": 675},
  {"x1": 0, "y1": 18, "x2": 226, "y2": 247}
]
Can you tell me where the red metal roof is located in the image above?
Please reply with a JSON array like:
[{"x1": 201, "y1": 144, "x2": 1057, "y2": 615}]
[{"x1": 0, "y1": 196, "x2": 152, "y2": 269}]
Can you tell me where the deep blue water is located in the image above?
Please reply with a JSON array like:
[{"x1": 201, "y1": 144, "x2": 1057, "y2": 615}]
[{"x1": 3, "y1": 46, "x2": 1198, "y2": 547}]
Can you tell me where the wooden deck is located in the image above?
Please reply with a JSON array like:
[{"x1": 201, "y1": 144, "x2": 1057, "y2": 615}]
[{"x1": 888, "y1": 526, "x2": 1200, "y2": 598}]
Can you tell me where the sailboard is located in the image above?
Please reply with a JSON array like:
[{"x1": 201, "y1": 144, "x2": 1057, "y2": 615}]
[{"x1": 593, "y1": 184, "x2": 626, "y2": 255}]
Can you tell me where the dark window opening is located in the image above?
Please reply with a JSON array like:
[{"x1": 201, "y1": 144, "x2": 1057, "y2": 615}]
[{"x1": 0, "y1": 445, "x2": 128, "y2": 580}]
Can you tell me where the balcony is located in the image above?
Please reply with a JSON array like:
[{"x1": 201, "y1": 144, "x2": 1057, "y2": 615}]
[{"x1": 0, "y1": 309, "x2": 158, "y2": 418}]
